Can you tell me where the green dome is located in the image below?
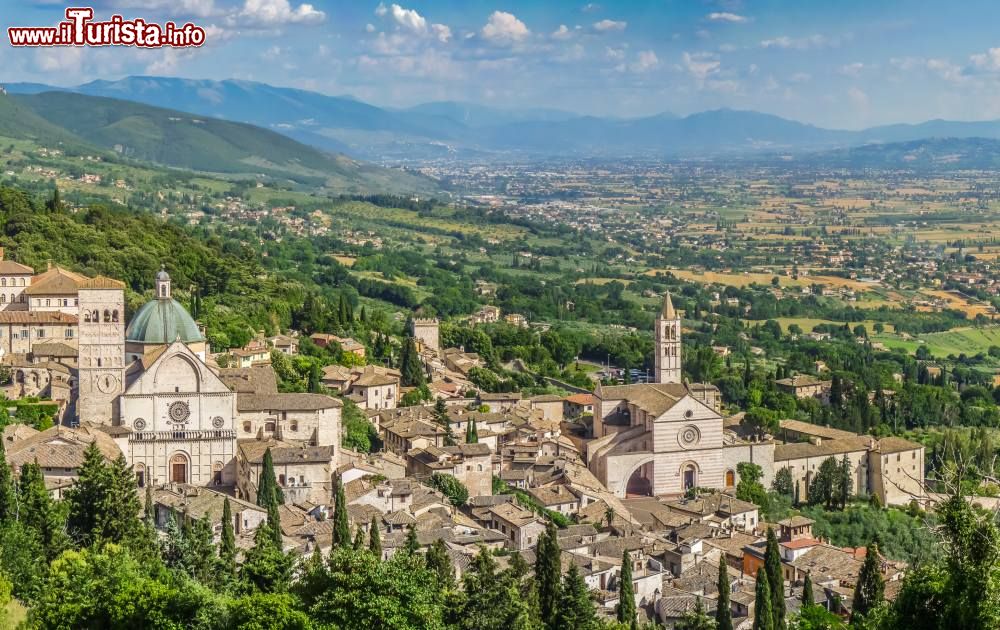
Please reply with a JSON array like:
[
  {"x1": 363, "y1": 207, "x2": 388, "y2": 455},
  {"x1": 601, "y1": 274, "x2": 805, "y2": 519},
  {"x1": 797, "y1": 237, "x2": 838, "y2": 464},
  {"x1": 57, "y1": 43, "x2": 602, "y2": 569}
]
[{"x1": 126, "y1": 298, "x2": 203, "y2": 344}]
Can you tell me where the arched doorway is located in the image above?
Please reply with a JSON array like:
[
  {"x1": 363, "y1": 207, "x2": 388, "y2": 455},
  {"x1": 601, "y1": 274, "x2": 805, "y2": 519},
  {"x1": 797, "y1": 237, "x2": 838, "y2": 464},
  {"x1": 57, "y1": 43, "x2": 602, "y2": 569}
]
[
  {"x1": 626, "y1": 461, "x2": 654, "y2": 497},
  {"x1": 135, "y1": 463, "x2": 146, "y2": 488},
  {"x1": 169, "y1": 453, "x2": 189, "y2": 484},
  {"x1": 725, "y1": 469, "x2": 736, "y2": 488},
  {"x1": 681, "y1": 462, "x2": 698, "y2": 492}
]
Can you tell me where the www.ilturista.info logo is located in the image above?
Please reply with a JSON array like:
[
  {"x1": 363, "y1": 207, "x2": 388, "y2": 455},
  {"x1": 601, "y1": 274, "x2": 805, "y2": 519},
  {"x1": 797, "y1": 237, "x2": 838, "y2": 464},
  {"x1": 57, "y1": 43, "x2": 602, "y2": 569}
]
[{"x1": 8, "y1": 7, "x2": 206, "y2": 48}]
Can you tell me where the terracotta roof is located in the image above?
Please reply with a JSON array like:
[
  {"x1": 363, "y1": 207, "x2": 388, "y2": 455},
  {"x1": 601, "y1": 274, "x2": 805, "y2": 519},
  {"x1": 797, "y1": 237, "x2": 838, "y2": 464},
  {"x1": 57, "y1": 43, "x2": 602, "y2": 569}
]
[
  {"x1": 0, "y1": 311, "x2": 77, "y2": 324},
  {"x1": 774, "y1": 436, "x2": 874, "y2": 461},
  {"x1": 238, "y1": 440, "x2": 335, "y2": 465},
  {"x1": 236, "y1": 393, "x2": 341, "y2": 412},
  {"x1": 597, "y1": 382, "x2": 690, "y2": 416},
  {"x1": 31, "y1": 342, "x2": 77, "y2": 357},
  {"x1": 79, "y1": 276, "x2": 126, "y2": 290},
  {"x1": 565, "y1": 393, "x2": 594, "y2": 406},
  {"x1": 661, "y1": 292, "x2": 677, "y2": 319},
  {"x1": 5, "y1": 425, "x2": 122, "y2": 470},
  {"x1": 0, "y1": 260, "x2": 33, "y2": 274},
  {"x1": 25, "y1": 266, "x2": 87, "y2": 295},
  {"x1": 217, "y1": 366, "x2": 279, "y2": 394},
  {"x1": 352, "y1": 371, "x2": 398, "y2": 387},
  {"x1": 780, "y1": 419, "x2": 857, "y2": 441}
]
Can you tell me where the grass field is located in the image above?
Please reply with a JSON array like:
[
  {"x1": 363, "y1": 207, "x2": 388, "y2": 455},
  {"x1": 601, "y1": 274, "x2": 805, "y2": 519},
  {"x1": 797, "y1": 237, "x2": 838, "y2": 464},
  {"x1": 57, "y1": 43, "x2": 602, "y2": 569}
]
[
  {"x1": 755, "y1": 318, "x2": 896, "y2": 335},
  {"x1": 1, "y1": 600, "x2": 27, "y2": 629},
  {"x1": 876, "y1": 326, "x2": 1000, "y2": 357},
  {"x1": 659, "y1": 268, "x2": 873, "y2": 292}
]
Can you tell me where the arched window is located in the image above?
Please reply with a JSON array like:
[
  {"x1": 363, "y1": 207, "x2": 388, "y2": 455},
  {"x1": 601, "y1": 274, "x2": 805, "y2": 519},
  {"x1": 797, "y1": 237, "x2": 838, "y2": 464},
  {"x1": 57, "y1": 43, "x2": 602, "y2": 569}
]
[
  {"x1": 84, "y1": 312, "x2": 91, "y2": 323},
  {"x1": 18, "y1": 278, "x2": 23, "y2": 286},
  {"x1": 725, "y1": 470, "x2": 736, "y2": 488},
  {"x1": 92, "y1": 310, "x2": 99, "y2": 321},
  {"x1": 0, "y1": 295, "x2": 7, "y2": 304},
  {"x1": 112, "y1": 310, "x2": 119, "y2": 322},
  {"x1": 265, "y1": 421, "x2": 276, "y2": 433},
  {"x1": 103, "y1": 309, "x2": 111, "y2": 322},
  {"x1": 212, "y1": 462, "x2": 223, "y2": 486},
  {"x1": 2, "y1": 279, "x2": 6, "y2": 287},
  {"x1": 19, "y1": 294, "x2": 24, "y2": 302},
  {"x1": 135, "y1": 463, "x2": 146, "y2": 488}
]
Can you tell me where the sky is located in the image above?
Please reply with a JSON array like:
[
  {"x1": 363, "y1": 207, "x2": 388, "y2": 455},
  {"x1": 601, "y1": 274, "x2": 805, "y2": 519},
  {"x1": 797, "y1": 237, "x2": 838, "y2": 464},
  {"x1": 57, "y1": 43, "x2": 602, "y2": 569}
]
[{"x1": 5, "y1": 0, "x2": 1000, "y2": 129}]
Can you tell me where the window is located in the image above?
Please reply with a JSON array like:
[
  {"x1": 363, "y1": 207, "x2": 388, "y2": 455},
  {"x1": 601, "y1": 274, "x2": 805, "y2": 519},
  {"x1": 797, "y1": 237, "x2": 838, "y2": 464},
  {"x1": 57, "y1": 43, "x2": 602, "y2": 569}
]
[
  {"x1": 36, "y1": 329, "x2": 45, "y2": 338},
  {"x1": 243, "y1": 421, "x2": 252, "y2": 433},
  {"x1": 112, "y1": 310, "x2": 119, "y2": 322},
  {"x1": 290, "y1": 420, "x2": 298, "y2": 432},
  {"x1": 2, "y1": 279, "x2": 6, "y2": 287},
  {"x1": 45, "y1": 299, "x2": 50, "y2": 307},
  {"x1": 278, "y1": 474, "x2": 286, "y2": 486},
  {"x1": 19, "y1": 329, "x2": 27, "y2": 339},
  {"x1": 65, "y1": 329, "x2": 73, "y2": 339},
  {"x1": 0, "y1": 295, "x2": 6, "y2": 304},
  {"x1": 19, "y1": 295, "x2": 24, "y2": 303},
  {"x1": 265, "y1": 421, "x2": 276, "y2": 433}
]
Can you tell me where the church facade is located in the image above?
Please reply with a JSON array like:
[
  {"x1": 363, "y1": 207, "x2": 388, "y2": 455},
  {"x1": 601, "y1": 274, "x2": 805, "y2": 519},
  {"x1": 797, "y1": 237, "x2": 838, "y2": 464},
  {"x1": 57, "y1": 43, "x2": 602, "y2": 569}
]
[{"x1": 4, "y1": 266, "x2": 341, "y2": 493}]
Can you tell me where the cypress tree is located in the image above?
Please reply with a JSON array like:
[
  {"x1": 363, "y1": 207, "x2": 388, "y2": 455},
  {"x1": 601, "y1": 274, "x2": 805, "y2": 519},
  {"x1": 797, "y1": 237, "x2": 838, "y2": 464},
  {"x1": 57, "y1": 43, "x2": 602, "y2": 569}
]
[
  {"x1": 400, "y1": 336, "x2": 425, "y2": 387},
  {"x1": 536, "y1": 521, "x2": 561, "y2": 628},
  {"x1": 102, "y1": 454, "x2": 142, "y2": 544},
  {"x1": 220, "y1": 497, "x2": 237, "y2": 577},
  {"x1": 764, "y1": 527, "x2": 785, "y2": 628},
  {"x1": 466, "y1": 419, "x2": 479, "y2": 444},
  {"x1": 64, "y1": 442, "x2": 108, "y2": 546},
  {"x1": 617, "y1": 549, "x2": 636, "y2": 629},
  {"x1": 144, "y1": 485, "x2": 155, "y2": 527},
  {"x1": 257, "y1": 448, "x2": 284, "y2": 508},
  {"x1": 716, "y1": 555, "x2": 733, "y2": 630},
  {"x1": 852, "y1": 542, "x2": 884, "y2": 621},
  {"x1": 426, "y1": 538, "x2": 454, "y2": 588},
  {"x1": 754, "y1": 567, "x2": 774, "y2": 630},
  {"x1": 353, "y1": 526, "x2": 365, "y2": 550},
  {"x1": 0, "y1": 444, "x2": 16, "y2": 523},
  {"x1": 369, "y1": 515, "x2": 382, "y2": 557},
  {"x1": 555, "y1": 563, "x2": 599, "y2": 629},
  {"x1": 18, "y1": 461, "x2": 67, "y2": 561},
  {"x1": 267, "y1": 500, "x2": 283, "y2": 548},
  {"x1": 801, "y1": 573, "x2": 814, "y2": 608},
  {"x1": 184, "y1": 516, "x2": 217, "y2": 583},
  {"x1": 403, "y1": 524, "x2": 419, "y2": 555},
  {"x1": 332, "y1": 473, "x2": 350, "y2": 548},
  {"x1": 161, "y1": 509, "x2": 185, "y2": 569}
]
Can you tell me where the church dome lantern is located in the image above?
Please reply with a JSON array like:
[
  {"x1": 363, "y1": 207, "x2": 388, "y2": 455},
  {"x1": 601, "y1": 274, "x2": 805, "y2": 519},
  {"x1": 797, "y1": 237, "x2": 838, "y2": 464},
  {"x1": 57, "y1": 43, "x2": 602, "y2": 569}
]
[{"x1": 125, "y1": 269, "x2": 206, "y2": 362}]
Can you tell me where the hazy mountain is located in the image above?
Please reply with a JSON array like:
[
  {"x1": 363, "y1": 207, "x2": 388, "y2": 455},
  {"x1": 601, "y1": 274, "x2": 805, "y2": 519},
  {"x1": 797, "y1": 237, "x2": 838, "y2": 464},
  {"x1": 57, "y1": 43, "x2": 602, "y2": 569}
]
[
  {"x1": 13, "y1": 76, "x2": 1000, "y2": 161},
  {"x1": 794, "y1": 137, "x2": 1000, "y2": 170},
  {"x1": 2, "y1": 91, "x2": 438, "y2": 193}
]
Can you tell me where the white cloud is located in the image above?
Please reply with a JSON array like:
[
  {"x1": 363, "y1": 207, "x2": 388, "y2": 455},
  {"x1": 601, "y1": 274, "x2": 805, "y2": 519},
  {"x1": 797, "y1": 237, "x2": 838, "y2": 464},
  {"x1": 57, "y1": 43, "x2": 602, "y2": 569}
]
[
  {"x1": 839, "y1": 62, "x2": 864, "y2": 77},
  {"x1": 847, "y1": 86, "x2": 869, "y2": 109},
  {"x1": 240, "y1": 0, "x2": 325, "y2": 25},
  {"x1": 926, "y1": 58, "x2": 964, "y2": 83},
  {"x1": 632, "y1": 49, "x2": 659, "y2": 72},
  {"x1": 707, "y1": 12, "x2": 748, "y2": 23},
  {"x1": 581, "y1": 3, "x2": 601, "y2": 13},
  {"x1": 682, "y1": 51, "x2": 720, "y2": 82},
  {"x1": 718, "y1": 43, "x2": 737, "y2": 53},
  {"x1": 593, "y1": 19, "x2": 627, "y2": 33},
  {"x1": 789, "y1": 72, "x2": 811, "y2": 83},
  {"x1": 760, "y1": 34, "x2": 840, "y2": 50},
  {"x1": 366, "y1": 23, "x2": 376, "y2": 33},
  {"x1": 552, "y1": 24, "x2": 573, "y2": 40},
  {"x1": 374, "y1": 3, "x2": 451, "y2": 43},
  {"x1": 970, "y1": 48, "x2": 1000, "y2": 71},
  {"x1": 35, "y1": 47, "x2": 83, "y2": 72},
  {"x1": 481, "y1": 11, "x2": 530, "y2": 44},
  {"x1": 605, "y1": 46, "x2": 625, "y2": 61}
]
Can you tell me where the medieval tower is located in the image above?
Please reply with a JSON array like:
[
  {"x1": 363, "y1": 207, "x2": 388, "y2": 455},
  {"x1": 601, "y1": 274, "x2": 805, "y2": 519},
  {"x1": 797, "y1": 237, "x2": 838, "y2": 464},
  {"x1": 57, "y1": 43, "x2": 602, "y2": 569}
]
[
  {"x1": 77, "y1": 277, "x2": 127, "y2": 424},
  {"x1": 654, "y1": 292, "x2": 682, "y2": 384}
]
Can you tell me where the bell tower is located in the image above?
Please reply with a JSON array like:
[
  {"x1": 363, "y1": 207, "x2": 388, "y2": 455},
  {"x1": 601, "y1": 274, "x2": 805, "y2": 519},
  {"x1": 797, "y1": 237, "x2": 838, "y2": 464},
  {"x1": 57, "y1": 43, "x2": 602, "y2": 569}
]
[
  {"x1": 77, "y1": 278, "x2": 126, "y2": 424},
  {"x1": 654, "y1": 292, "x2": 682, "y2": 384}
]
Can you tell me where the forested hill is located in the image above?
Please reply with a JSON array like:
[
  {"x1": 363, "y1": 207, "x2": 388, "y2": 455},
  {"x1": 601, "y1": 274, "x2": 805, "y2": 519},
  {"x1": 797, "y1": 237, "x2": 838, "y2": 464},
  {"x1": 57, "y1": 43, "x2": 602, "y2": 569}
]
[
  {"x1": 0, "y1": 186, "x2": 305, "y2": 347},
  {"x1": 0, "y1": 91, "x2": 438, "y2": 194}
]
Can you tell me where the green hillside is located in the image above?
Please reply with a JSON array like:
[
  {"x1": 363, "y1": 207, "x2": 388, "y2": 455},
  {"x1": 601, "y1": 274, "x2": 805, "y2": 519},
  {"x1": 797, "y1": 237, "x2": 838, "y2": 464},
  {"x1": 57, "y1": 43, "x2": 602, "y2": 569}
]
[
  {"x1": 0, "y1": 93, "x2": 92, "y2": 151},
  {"x1": 6, "y1": 91, "x2": 437, "y2": 194}
]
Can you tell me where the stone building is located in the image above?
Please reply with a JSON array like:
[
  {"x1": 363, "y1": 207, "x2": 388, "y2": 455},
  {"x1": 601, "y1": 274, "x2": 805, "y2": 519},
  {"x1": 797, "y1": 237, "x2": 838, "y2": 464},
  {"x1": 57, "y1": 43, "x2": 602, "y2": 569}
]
[{"x1": 410, "y1": 318, "x2": 439, "y2": 354}]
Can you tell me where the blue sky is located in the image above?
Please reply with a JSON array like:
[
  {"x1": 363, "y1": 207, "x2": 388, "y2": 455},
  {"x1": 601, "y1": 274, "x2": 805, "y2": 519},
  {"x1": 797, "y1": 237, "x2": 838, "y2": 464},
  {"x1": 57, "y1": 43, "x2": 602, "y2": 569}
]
[{"x1": 4, "y1": 0, "x2": 1000, "y2": 128}]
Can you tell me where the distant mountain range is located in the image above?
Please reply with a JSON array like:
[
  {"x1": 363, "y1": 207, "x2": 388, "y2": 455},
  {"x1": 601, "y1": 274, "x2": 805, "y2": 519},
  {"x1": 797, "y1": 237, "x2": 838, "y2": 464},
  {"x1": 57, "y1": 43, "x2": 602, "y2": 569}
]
[
  {"x1": 0, "y1": 89, "x2": 438, "y2": 194},
  {"x1": 13, "y1": 76, "x2": 1000, "y2": 163}
]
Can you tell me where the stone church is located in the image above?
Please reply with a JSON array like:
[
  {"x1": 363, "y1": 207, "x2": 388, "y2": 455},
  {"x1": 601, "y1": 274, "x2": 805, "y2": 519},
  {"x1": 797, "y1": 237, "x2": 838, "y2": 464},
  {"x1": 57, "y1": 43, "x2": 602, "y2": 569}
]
[{"x1": 1, "y1": 264, "x2": 340, "y2": 490}]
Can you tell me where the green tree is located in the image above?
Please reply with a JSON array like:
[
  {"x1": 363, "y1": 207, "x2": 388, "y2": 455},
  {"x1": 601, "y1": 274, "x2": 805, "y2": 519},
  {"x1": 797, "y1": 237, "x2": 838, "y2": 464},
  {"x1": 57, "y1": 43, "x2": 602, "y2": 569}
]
[
  {"x1": 765, "y1": 527, "x2": 785, "y2": 629},
  {"x1": 677, "y1": 596, "x2": 716, "y2": 630},
  {"x1": 404, "y1": 524, "x2": 420, "y2": 556},
  {"x1": 400, "y1": 336, "x2": 426, "y2": 387},
  {"x1": 311, "y1": 548, "x2": 445, "y2": 630},
  {"x1": 772, "y1": 467, "x2": 794, "y2": 498},
  {"x1": 226, "y1": 592, "x2": 312, "y2": 629},
  {"x1": 239, "y1": 520, "x2": 294, "y2": 594},
  {"x1": 429, "y1": 473, "x2": 469, "y2": 507},
  {"x1": 754, "y1": 567, "x2": 775, "y2": 630},
  {"x1": 837, "y1": 455, "x2": 853, "y2": 510},
  {"x1": 617, "y1": 549, "x2": 637, "y2": 629},
  {"x1": 18, "y1": 461, "x2": 67, "y2": 562},
  {"x1": 219, "y1": 497, "x2": 237, "y2": 581},
  {"x1": 459, "y1": 547, "x2": 535, "y2": 630},
  {"x1": 426, "y1": 538, "x2": 454, "y2": 589},
  {"x1": 466, "y1": 419, "x2": 479, "y2": 444},
  {"x1": 0, "y1": 445, "x2": 14, "y2": 523},
  {"x1": 369, "y1": 516, "x2": 382, "y2": 557},
  {"x1": 802, "y1": 573, "x2": 814, "y2": 608},
  {"x1": 536, "y1": 521, "x2": 561, "y2": 628},
  {"x1": 737, "y1": 462, "x2": 768, "y2": 507},
  {"x1": 257, "y1": 448, "x2": 285, "y2": 508},
  {"x1": 332, "y1": 473, "x2": 351, "y2": 548},
  {"x1": 851, "y1": 543, "x2": 884, "y2": 623},
  {"x1": 717, "y1": 555, "x2": 733, "y2": 630},
  {"x1": 64, "y1": 442, "x2": 109, "y2": 546},
  {"x1": 555, "y1": 563, "x2": 599, "y2": 630}
]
